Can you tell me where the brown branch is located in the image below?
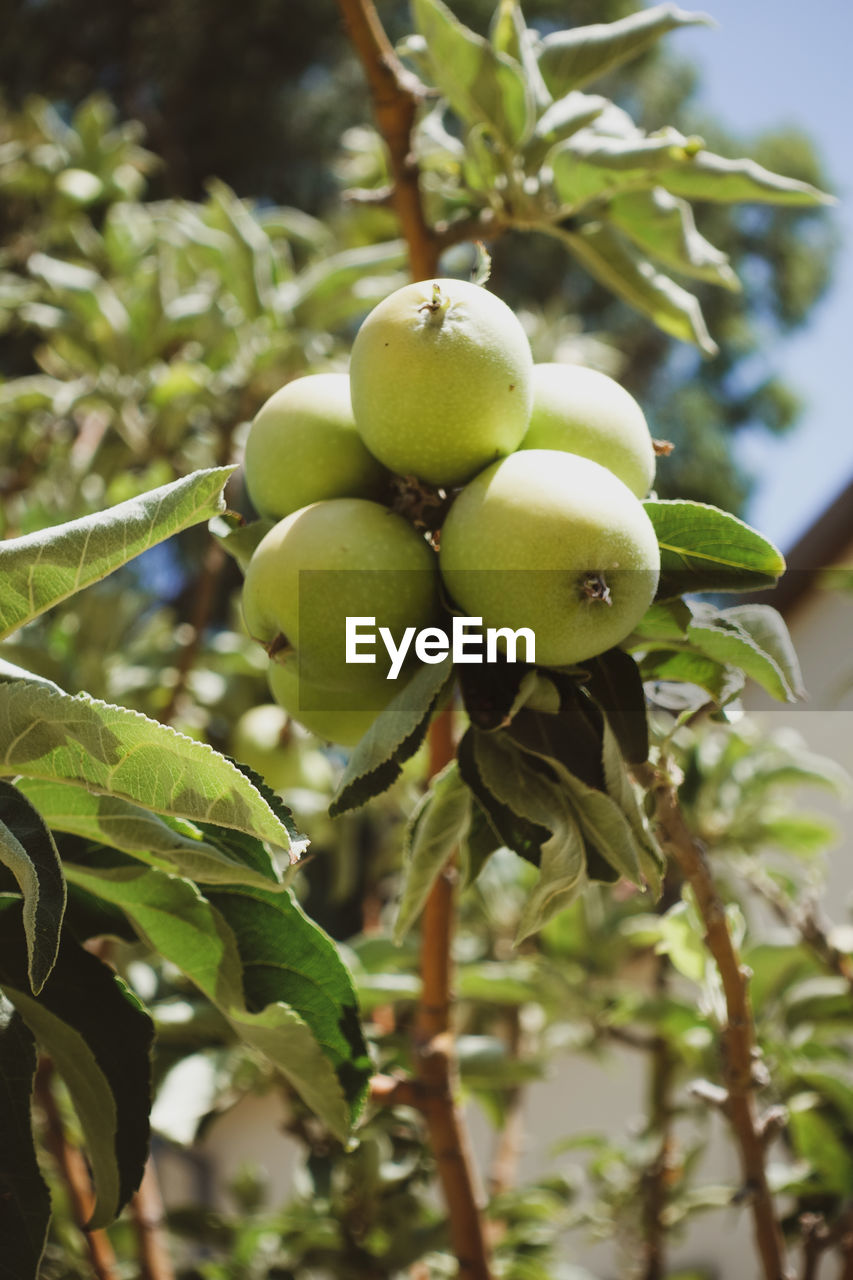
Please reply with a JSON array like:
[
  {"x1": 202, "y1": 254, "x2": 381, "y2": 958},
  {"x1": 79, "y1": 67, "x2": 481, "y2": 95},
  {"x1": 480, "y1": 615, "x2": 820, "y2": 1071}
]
[
  {"x1": 339, "y1": 5, "x2": 495, "y2": 1273},
  {"x1": 409, "y1": 707, "x2": 493, "y2": 1280},
  {"x1": 746, "y1": 868, "x2": 853, "y2": 999},
  {"x1": 34, "y1": 1058, "x2": 120, "y2": 1280},
  {"x1": 131, "y1": 1155, "x2": 176, "y2": 1280},
  {"x1": 641, "y1": 963, "x2": 677, "y2": 1280},
  {"x1": 637, "y1": 762, "x2": 792, "y2": 1280},
  {"x1": 335, "y1": 0, "x2": 438, "y2": 281},
  {"x1": 160, "y1": 538, "x2": 227, "y2": 725}
]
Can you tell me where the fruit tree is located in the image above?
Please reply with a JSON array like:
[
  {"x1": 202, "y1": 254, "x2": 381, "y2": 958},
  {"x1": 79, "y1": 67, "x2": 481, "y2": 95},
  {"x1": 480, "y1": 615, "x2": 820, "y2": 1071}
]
[{"x1": 0, "y1": 4, "x2": 849, "y2": 1280}]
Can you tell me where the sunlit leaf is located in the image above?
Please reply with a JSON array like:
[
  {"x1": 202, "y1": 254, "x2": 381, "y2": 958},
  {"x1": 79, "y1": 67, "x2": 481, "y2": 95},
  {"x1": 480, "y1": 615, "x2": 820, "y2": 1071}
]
[
  {"x1": 538, "y1": 4, "x2": 713, "y2": 96},
  {"x1": 0, "y1": 467, "x2": 233, "y2": 641},
  {"x1": 0, "y1": 782, "x2": 65, "y2": 993},
  {"x1": 556, "y1": 222, "x2": 717, "y2": 354},
  {"x1": 644, "y1": 500, "x2": 786, "y2": 597},
  {"x1": 0, "y1": 679, "x2": 301, "y2": 860},
  {"x1": 414, "y1": 0, "x2": 533, "y2": 146}
]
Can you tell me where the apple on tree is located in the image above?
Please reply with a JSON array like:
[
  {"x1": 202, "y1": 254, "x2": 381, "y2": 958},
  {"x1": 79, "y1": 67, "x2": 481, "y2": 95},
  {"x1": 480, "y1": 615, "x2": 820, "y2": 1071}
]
[
  {"x1": 244, "y1": 372, "x2": 387, "y2": 520},
  {"x1": 266, "y1": 653, "x2": 403, "y2": 749},
  {"x1": 349, "y1": 278, "x2": 534, "y2": 487},
  {"x1": 520, "y1": 363, "x2": 656, "y2": 499},
  {"x1": 240, "y1": 278, "x2": 666, "y2": 745},
  {"x1": 439, "y1": 449, "x2": 660, "y2": 667},
  {"x1": 229, "y1": 702, "x2": 334, "y2": 791}
]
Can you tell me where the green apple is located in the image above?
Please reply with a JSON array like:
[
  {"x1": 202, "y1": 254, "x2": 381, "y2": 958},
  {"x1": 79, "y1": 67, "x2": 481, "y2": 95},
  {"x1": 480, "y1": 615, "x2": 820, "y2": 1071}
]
[
  {"x1": 242, "y1": 497, "x2": 439, "y2": 686},
  {"x1": 519, "y1": 364, "x2": 655, "y2": 498},
  {"x1": 267, "y1": 655, "x2": 399, "y2": 748},
  {"x1": 439, "y1": 449, "x2": 660, "y2": 667},
  {"x1": 349, "y1": 278, "x2": 534, "y2": 487},
  {"x1": 229, "y1": 703, "x2": 333, "y2": 791},
  {"x1": 243, "y1": 372, "x2": 386, "y2": 519}
]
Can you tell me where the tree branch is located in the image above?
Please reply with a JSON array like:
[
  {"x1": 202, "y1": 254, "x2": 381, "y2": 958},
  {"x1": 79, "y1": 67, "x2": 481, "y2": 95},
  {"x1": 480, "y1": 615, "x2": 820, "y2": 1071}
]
[
  {"x1": 35, "y1": 1058, "x2": 120, "y2": 1280},
  {"x1": 335, "y1": 0, "x2": 438, "y2": 280},
  {"x1": 131, "y1": 1155, "x2": 176, "y2": 1280},
  {"x1": 637, "y1": 762, "x2": 792, "y2": 1280},
  {"x1": 336, "y1": 6, "x2": 492, "y2": 1270},
  {"x1": 641, "y1": 963, "x2": 676, "y2": 1280},
  {"x1": 410, "y1": 712, "x2": 493, "y2": 1280}
]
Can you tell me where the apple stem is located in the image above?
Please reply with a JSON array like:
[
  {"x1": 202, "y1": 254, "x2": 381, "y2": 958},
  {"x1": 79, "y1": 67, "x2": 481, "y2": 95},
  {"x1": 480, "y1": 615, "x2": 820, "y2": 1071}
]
[{"x1": 418, "y1": 281, "x2": 451, "y2": 324}]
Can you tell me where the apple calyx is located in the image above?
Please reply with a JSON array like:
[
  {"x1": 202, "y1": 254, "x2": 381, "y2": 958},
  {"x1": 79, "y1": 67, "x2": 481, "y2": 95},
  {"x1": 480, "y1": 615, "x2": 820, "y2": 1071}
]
[
  {"x1": 389, "y1": 472, "x2": 451, "y2": 536},
  {"x1": 580, "y1": 572, "x2": 612, "y2": 605},
  {"x1": 266, "y1": 632, "x2": 294, "y2": 661}
]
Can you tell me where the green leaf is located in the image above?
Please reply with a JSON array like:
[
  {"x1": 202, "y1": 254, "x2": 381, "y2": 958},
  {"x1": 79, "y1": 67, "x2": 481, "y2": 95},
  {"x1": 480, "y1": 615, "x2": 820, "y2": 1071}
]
[
  {"x1": 457, "y1": 729, "x2": 547, "y2": 866},
  {"x1": 206, "y1": 885, "x2": 372, "y2": 1124},
  {"x1": 686, "y1": 604, "x2": 803, "y2": 703},
  {"x1": 460, "y1": 798, "x2": 506, "y2": 887},
  {"x1": 209, "y1": 513, "x2": 275, "y2": 574},
  {"x1": 556, "y1": 222, "x2": 717, "y2": 355},
  {"x1": 606, "y1": 188, "x2": 740, "y2": 290},
  {"x1": 456, "y1": 958, "x2": 543, "y2": 1005},
  {"x1": 627, "y1": 599, "x2": 693, "y2": 643},
  {"x1": 0, "y1": 781, "x2": 65, "y2": 993},
  {"x1": 503, "y1": 724, "x2": 646, "y2": 887},
  {"x1": 659, "y1": 150, "x2": 834, "y2": 206},
  {"x1": 530, "y1": 91, "x2": 607, "y2": 151},
  {"x1": 654, "y1": 900, "x2": 707, "y2": 983},
  {"x1": 580, "y1": 648, "x2": 649, "y2": 765},
  {"x1": 537, "y1": 4, "x2": 713, "y2": 96},
  {"x1": 755, "y1": 813, "x2": 838, "y2": 856},
  {"x1": 644, "y1": 499, "x2": 786, "y2": 598},
  {"x1": 638, "y1": 649, "x2": 745, "y2": 706},
  {"x1": 288, "y1": 240, "x2": 409, "y2": 328},
  {"x1": 470, "y1": 731, "x2": 586, "y2": 939},
  {"x1": 507, "y1": 695, "x2": 605, "y2": 791},
  {"x1": 62, "y1": 862, "x2": 368, "y2": 1139},
  {"x1": 394, "y1": 762, "x2": 471, "y2": 941},
  {"x1": 0, "y1": 679, "x2": 301, "y2": 861},
  {"x1": 489, "y1": 0, "x2": 551, "y2": 111},
  {"x1": 458, "y1": 658, "x2": 536, "y2": 731},
  {"x1": 0, "y1": 467, "x2": 234, "y2": 641},
  {"x1": 14, "y1": 780, "x2": 281, "y2": 889},
  {"x1": 413, "y1": 0, "x2": 533, "y2": 146},
  {"x1": 330, "y1": 657, "x2": 453, "y2": 817},
  {"x1": 716, "y1": 604, "x2": 804, "y2": 699},
  {"x1": 205, "y1": 180, "x2": 276, "y2": 317},
  {"x1": 551, "y1": 126, "x2": 695, "y2": 209},
  {"x1": 600, "y1": 719, "x2": 663, "y2": 893},
  {"x1": 0, "y1": 899, "x2": 153, "y2": 1229},
  {"x1": 0, "y1": 996, "x2": 50, "y2": 1280},
  {"x1": 788, "y1": 1098, "x2": 853, "y2": 1195}
]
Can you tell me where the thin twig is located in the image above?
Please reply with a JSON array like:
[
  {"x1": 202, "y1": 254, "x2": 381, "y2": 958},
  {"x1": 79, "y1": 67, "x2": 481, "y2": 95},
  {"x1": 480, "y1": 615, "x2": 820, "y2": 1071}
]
[
  {"x1": 160, "y1": 538, "x2": 227, "y2": 725},
  {"x1": 131, "y1": 1155, "x2": 176, "y2": 1280},
  {"x1": 402, "y1": 707, "x2": 492, "y2": 1279},
  {"x1": 34, "y1": 1058, "x2": 120, "y2": 1280},
  {"x1": 337, "y1": 4, "x2": 494, "y2": 1270},
  {"x1": 335, "y1": 0, "x2": 437, "y2": 281},
  {"x1": 640, "y1": 967, "x2": 676, "y2": 1280},
  {"x1": 637, "y1": 761, "x2": 792, "y2": 1280},
  {"x1": 746, "y1": 867, "x2": 853, "y2": 998}
]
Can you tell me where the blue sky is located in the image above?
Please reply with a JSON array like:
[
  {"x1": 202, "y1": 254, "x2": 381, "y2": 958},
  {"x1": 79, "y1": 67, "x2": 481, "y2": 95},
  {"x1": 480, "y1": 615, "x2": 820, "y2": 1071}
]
[{"x1": 671, "y1": 0, "x2": 853, "y2": 552}]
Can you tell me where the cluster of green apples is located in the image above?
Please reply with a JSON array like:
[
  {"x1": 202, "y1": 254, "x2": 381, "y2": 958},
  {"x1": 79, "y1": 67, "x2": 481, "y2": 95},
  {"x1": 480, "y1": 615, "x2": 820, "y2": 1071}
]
[{"x1": 241, "y1": 278, "x2": 661, "y2": 746}]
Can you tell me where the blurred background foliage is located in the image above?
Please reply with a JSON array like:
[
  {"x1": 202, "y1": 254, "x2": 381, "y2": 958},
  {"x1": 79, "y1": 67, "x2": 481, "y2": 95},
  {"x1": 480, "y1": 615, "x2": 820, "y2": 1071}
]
[
  {"x1": 2, "y1": 2, "x2": 851, "y2": 1275},
  {"x1": 0, "y1": 0, "x2": 838, "y2": 515}
]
